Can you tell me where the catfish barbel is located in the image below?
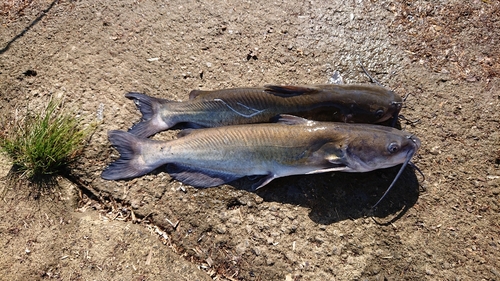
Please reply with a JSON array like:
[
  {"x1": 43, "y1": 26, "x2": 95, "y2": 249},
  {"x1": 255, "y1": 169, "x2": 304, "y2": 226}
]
[
  {"x1": 102, "y1": 115, "x2": 420, "y2": 205},
  {"x1": 126, "y1": 84, "x2": 402, "y2": 137}
]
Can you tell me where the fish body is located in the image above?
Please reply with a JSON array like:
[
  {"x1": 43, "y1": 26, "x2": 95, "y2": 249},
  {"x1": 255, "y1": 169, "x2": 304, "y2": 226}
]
[
  {"x1": 126, "y1": 84, "x2": 402, "y2": 137},
  {"x1": 102, "y1": 115, "x2": 420, "y2": 190}
]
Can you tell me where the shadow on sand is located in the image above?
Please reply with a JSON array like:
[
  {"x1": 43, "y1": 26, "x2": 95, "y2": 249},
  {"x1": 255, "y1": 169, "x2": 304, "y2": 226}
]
[
  {"x1": 145, "y1": 159, "x2": 421, "y2": 225},
  {"x1": 0, "y1": 0, "x2": 59, "y2": 55},
  {"x1": 229, "y1": 165, "x2": 421, "y2": 225}
]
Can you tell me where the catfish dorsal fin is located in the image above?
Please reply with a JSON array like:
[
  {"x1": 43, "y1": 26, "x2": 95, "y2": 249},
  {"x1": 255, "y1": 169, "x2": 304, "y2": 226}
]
[
  {"x1": 277, "y1": 114, "x2": 316, "y2": 125},
  {"x1": 264, "y1": 85, "x2": 320, "y2": 97}
]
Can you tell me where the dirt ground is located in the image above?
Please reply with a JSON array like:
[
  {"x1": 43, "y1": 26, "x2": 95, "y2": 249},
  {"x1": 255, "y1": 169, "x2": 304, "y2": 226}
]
[{"x1": 1, "y1": 0, "x2": 499, "y2": 280}]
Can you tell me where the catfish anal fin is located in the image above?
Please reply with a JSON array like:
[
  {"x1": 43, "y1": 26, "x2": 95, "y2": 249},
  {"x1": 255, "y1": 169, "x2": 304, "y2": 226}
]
[{"x1": 165, "y1": 164, "x2": 241, "y2": 188}]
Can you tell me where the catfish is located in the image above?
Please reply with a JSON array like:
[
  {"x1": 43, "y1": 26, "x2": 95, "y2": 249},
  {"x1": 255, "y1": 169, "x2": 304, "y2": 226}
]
[
  {"x1": 126, "y1": 84, "x2": 403, "y2": 137},
  {"x1": 102, "y1": 115, "x2": 420, "y2": 204}
]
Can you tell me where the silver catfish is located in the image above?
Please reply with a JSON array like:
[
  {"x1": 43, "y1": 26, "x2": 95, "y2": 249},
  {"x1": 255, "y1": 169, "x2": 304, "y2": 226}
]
[
  {"x1": 102, "y1": 115, "x2": 420, "y2": 199},
  {"x1": 126, "y1": 84, "x2": 403, "y2": 137}
]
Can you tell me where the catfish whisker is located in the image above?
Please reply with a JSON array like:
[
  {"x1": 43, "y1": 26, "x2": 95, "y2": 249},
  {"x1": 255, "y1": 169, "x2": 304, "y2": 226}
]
[
  {"x1": 409, "y1": 162, "x2": 425, "y2": 182},
  {"x1": 398, "y1": 114, "x2": 421, "y2": 125},
  {"x1": 358, "y1": 60, "x2": 383, "y2": 86},
  {"x1": 371, "y1": 150, "x2": 415, "y2": 209},
  {"x1": 402, "y1": 93, "x2": 412, "y2": 102}
]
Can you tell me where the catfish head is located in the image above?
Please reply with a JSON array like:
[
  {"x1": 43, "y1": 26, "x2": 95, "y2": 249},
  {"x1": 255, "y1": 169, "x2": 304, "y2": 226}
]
[
  {"x1": 329, "y1": 85, "x2": 403, "y2": 124},
  {"x1": 339, "y1": 124, "x2": 421, "y2": 208},
  {"x1": 304, "y1": 84, "x2": 403, "y2": 124},
  {"x1": 343, "y1": 125, "x2": 420, "y2": 172}
]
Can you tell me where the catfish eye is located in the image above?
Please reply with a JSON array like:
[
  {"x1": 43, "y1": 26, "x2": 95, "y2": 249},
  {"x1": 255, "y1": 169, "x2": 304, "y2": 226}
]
[
  {"x1": 375, "y1": 109, "x2": 385, "y2": 119},
  {"x1": 387, "y1": 142, "x2": 400, "y2": 153}
]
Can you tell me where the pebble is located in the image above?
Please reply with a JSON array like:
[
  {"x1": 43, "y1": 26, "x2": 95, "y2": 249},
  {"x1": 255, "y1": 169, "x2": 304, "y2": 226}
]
[
  {"x1": 215, "y1": 225, "x2": 226, "y2": 234},
  {"x1": 429, "y1": 146, "x2": 441, "y2": 155}
]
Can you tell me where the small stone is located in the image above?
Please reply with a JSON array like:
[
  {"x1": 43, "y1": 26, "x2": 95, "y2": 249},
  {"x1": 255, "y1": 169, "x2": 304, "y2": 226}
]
[
  {"x1": 491, "y1": 187, "x2": 500, "y2": 196},
  {"x1": 253, "y1": 247, "x2": 261, "y2": 256},
  {"x1": 215, "y1": 225, "x2": 226, "y2": 234},
  {"x1": 429, "y1": 146, "x2": 441, "y2": 155}
]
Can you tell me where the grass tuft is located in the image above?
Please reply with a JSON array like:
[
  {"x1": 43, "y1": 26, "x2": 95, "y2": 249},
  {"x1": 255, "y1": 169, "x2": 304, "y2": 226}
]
[{"x1": 0, "y1": 99, "x2": 94, "y2": 190}]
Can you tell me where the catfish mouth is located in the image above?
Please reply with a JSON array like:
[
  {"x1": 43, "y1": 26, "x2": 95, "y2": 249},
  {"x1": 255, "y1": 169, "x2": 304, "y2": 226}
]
[
  {"x1": 408, "y1": 134, "x2": 421, "y2": 150},
  {"x1": 382, "y1": 101, "x2": 402, "y2": 122},
  {"x1": 389, "y1": 101, "x2": 403, "y2": 126},
  {"x1": 391, "y1": 101, "x2": 403, "y2": 113}
]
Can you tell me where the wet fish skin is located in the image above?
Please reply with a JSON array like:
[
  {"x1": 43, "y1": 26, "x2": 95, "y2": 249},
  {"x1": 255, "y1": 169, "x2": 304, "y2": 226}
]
[
  {"x1": 102, "y1": 115, "x2": 420, "y2": 190},
  {"x1": 126, "y1": 84, "x2": 402, "y2": 137}
]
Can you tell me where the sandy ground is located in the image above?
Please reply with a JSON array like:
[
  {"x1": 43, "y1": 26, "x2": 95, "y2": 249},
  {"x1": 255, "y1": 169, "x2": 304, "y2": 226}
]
[{"x1": 1, "y1": 0, "x2": 499, "y2": 280}]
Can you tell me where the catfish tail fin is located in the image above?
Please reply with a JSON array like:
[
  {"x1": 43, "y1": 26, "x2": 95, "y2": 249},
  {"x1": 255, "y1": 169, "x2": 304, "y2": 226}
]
[
  {"x1": 102, "y1": 130, "x2": 155, "y2": 180},
  {"x1": 125, "y1": 92, "x2": 176, "y2": 137}
]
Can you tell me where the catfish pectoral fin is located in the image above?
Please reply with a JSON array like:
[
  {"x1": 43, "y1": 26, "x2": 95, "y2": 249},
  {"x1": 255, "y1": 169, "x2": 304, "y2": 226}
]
[
  {"x1": 305, "y1": 166, "x2": 349, "y2": 175},
  {"x1": 165, "y1": 164, "x2": 242, "y2": 188},
  {"x1": 250, "y1": 174, "x2": 277, "y2": 191}
]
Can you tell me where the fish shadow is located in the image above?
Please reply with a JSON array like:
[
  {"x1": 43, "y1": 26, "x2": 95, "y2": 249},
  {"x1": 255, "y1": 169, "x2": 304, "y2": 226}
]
[
  {"x1": 151, "y1": 162, "x2": 420, "y2": 224},
  {"x1": 234, "y1": 165, "x2": 421, "y2": 225}
]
